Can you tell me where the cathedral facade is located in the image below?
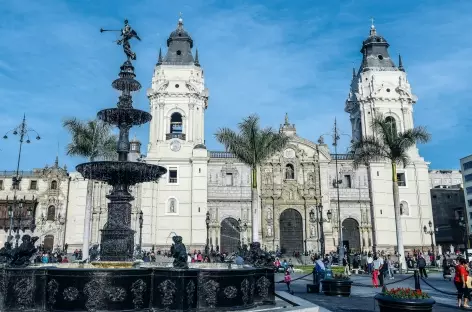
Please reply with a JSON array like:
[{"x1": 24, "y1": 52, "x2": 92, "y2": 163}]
[{"x1": 0, "y1": 19, "x2": 434, "y2": 256}]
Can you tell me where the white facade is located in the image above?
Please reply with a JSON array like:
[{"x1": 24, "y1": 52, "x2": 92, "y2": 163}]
[
  {"x1": 460, "y1": 155, "x2": 472, "y2": 233},
  {"x1": 0, "y1": 158, "x2": 69, "y2": 250},
  {"x1": 345, "y1": 24, "x2": 434, "y2": 250},
  {"x1": 0, "y1": 21, "x2": 437, "y2": 255},
  {"x1": 429, "y1": 169, "x2": 463, "y2": 189}
]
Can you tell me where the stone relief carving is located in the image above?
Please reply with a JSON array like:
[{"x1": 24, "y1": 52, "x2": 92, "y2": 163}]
[
  {"x1": 13, "y1": 277, "x2": 34, "y2": 310},
  {"x1": 266, "y1": 209, "x2": 272, "y2": 220},
  {"x1": 186, "y1": 280, "x2": 196, "y2": 306},
  {"x1": 241, "y1": 278, "x2": 250, "y2": 305},
  {"x1": 158, "y1": 279, "x2": 177, "y2": 307},
  {"x1": 203, "y1": 279, "x2": 219, "y2": 308},
  {"x1": 263, "y1": 172, "x2": 272, "y2": 185},
  {"x1": 63, "y1": 287, "x2": 79, "y2": 302},
  {"x1": 84, "y1": 279, "x2": 107, "y2": 311},
  {"x1": 131, "y1": 279, "x2": 147, "y2": 309},
  {"x1": 267, "y1": 225, "x2": 272, "y2": 237},
  {"x1": 256, "y1": 276, "x2": 271, "y2": 299},
  {"x1": 223, "y1": 286, "x2": 238, "y2": 299},
  {"x1": 47, "y1": 279, "x2": 59, "y2": 306},
  {"x1": 106, "y1": 287, "x2": 127, "y2": 302}
]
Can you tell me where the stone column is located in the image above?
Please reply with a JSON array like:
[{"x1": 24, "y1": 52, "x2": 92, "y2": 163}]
[
  {"x1": 158, "y1": 103, "x2": 165, "y2": 141},
  {"x1": 182, "y1": 116, "x2": 186, "y2": 139},
  {"x1": 188, "y1": 104, "x2": 194, "y2": 142},
  {"x1": 368, "y1": 229, "x2": 373, "y2": 250}
]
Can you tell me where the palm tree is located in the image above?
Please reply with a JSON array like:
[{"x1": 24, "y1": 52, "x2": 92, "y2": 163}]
[
  {"x1": 215, "y1": 114, "x2": 289, "y2": 242},
  {"x1": 350, "y1": 114, "x2": 430, "y2": 270},
  {"x1": 63, "y1": 118, "x2": 117, "y2": 260}
]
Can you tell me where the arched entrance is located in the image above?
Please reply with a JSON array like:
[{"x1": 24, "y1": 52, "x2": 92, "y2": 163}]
[
  {"x1": 279, "y1": 209, "x2": 303, "y2": 255},
  {"x1": 43, "y1": 235, "x2": 54, "y2": 251},
  {"x1": 342, "y1": 218, "x2": 360, "y2": 253},
  {"x1": 220, "y1": 218, "x2": 240, "y2": 254}
]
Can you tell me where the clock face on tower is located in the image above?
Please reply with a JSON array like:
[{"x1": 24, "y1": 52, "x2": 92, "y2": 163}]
[{"x1": 170, "y1": 140, "x2": 181, "y2": 152}]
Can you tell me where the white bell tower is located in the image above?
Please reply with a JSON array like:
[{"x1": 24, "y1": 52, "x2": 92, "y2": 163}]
[
  {"x1": 144, "y1": 17, "x2": 209, "y2": 250},
  {"x1": 344, "y1": 23, "x2": 433, "y2": 251}
]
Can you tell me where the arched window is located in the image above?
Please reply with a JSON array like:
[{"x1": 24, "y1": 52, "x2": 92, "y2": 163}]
[
  {"x1": 170, "y1": 113, "x2": 183, "y2": 134},
  {"x1": 285, "y1": 164, "x2": 295, "y2": 180},
  {"x1": 50, "y1": 180, "x2": 58, "y2": 190},
  {"x1": 47, "y1": 205, "x2": 55, "y2": 221},
  {"x1": 385, "y1": 116, "x2": 397, "y2": 134}
]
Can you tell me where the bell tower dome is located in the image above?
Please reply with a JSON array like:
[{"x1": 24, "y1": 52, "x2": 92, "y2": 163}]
[
  {"x1": 345, "y1": 22, "x2": 418, "y2": 156},
  {"x1": 147, "y1": 16, "x2": 209, "y2": 156},
  {"x1": 143, "y1": 16, "x2": 209, "y2": 250}
]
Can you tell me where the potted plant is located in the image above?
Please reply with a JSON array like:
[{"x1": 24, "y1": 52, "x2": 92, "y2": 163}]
[
  {"x1": 375, "y1": 288, "x2": 436, "y2": 312},
  {"x1": 321, "y1": 274, "x2": 353, "y2": 297}
]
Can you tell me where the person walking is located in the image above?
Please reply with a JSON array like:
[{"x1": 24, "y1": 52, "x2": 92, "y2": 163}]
[
  {"x1": 284, "y1": 270, "x2": 293, "y2": 294},
  {"x1": 343, "y1": 255, "x2": 350, "y2": 276},
  {"x1": 367, "y1": 254, "x2": 374, "y2": 274},
  {"x1": 387, "y1": 255, "x2": 395, "y2": 280},
  {"x1": 417, "y1": 255, "x2": 428, "y2": 278},
  {"x1": 455, "y1": 258, "x2": 470, "y2": 308},
  {"x1": 372, "y1": 256, "x2": 381, "y2": 288}
]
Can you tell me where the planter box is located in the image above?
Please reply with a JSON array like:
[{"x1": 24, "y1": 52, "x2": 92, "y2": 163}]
[
  {"x1": 374, "y1": 293, "x2": 436, "y2": 312},
  {"x1": 321, "y1": 279, "x2": 352, "y2": 297}
]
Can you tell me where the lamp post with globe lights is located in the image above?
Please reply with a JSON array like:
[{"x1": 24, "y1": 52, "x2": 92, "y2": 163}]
[
  {"x1": 309, "y1": 203, "x2": 332, "y2": 256},
  {"x1": 3, "y1": 115, "x2": 41, "y2": 243},
  {"x1": 138, "y1": 211, "x2": 143, "y2": 256},
  {"x1": 423, "y1": 220, "x2": 438, "y2": 256}
]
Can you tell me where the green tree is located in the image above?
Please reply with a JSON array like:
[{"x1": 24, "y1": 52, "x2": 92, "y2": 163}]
[
  {"x1": 215, "y1": 114, "x2": 289, "y2": 242},
  {"x1": 350, "y1": 114, "x2": 430, "y2": 269},
  {"x1": 63, "y1": 118, "x2": 117, "y2": 260}
]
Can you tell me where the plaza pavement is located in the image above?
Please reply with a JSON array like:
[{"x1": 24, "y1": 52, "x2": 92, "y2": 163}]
[{"x1": 275, "y1": 271, "x2": 462, "y2": 311}]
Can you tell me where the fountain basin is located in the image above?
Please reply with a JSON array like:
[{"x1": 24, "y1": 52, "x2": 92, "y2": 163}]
[
  {"x1": 0, "y1": 266, "x2": 275, "y2": 311},
  {"x1": 97, "y1": 108, "x2": 152, "y2": 126},
  {"x1": 76, "y1": 161, "x2": 167, "y2": 185}
]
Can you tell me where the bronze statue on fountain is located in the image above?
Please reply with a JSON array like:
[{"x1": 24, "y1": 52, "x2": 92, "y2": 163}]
[
  {"x1": 0, "y1": 235, "x2": 39, "y2": 267},
  {"x1": 77, "y1": 19, "x2": 166, "y2": 261}
]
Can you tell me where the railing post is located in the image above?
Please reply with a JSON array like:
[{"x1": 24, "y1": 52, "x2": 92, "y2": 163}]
[{"x1": 414, "y1": 269, "x2": 421, "y2": 291}]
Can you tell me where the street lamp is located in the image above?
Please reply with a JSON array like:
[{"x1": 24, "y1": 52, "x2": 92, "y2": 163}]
[
  {"x1": 423, "y1": 220, "x2": 438, "y2": 255},
  {"x1": 205, "y1": 211, "x2": 210, "y2": 256},
  {"x1": 138, "y1": 211, "x2": 143, "y2": 255},
  {"x1": 309, "y1": 204, "x2": 332, "y2": 257},
  {"x1": 3, "y1": 115, "x2": 40, "y2": 245}
]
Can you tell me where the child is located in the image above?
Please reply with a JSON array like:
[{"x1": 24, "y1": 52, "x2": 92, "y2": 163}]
[{"x1": 284, "y1": 270, "x2": 293, "y2": 294}]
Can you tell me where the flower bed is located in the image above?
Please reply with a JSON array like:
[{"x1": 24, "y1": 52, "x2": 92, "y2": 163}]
[{"x1": 375, "y1": 288, "x2": 435, "y2": 312}]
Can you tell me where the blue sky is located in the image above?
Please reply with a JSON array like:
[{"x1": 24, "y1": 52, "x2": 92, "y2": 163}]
[{"x1": 1, "y1": 0, "x2": 471, "y2": 171}]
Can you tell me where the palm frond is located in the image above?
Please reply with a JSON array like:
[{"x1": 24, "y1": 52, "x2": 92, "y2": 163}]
[
  {"x1": 63, "y1": 117, "x2": 117, "y2": 162},
  {"x1": 397, "y1": 127, "x2": 431, "y2": 150},
  {"x1": 214, "y1": 115, "x2": 288, "y2": 167},
  {"x1": 256, "y1": 128, "x2": 289, "y2": 163},
  {"x1": 350, "y1": 136, "x2": 390, "y2": 168}
]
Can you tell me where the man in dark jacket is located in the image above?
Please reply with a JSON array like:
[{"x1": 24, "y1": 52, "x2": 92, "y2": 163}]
[{"x1": 417, "y1": 255, "x2": 428, "y2": 278}]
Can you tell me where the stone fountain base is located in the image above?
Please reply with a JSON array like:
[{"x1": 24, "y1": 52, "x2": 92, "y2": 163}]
[{"x1": 0, "y1": 266, "x2": 274, "y2": 311}]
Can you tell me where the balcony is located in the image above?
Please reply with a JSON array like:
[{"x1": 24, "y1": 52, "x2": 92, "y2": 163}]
[{"x1": 166, "y1": 133, "x2": 186, "y2": 140}]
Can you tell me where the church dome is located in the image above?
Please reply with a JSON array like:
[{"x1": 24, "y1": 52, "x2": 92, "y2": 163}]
[
  {"x1": 167, "y1": 18, "x2": 193, "y2": 48},
  {"x1": 161, "y1": 17, "x2": 196, "y2": 66},
  {"x1": 359, "y1": 24, "x2": 397, "y2": 72}
]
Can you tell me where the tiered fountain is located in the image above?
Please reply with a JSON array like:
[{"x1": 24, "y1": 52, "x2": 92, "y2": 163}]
[{"x1": 0, "y1": 20, "x2": 275, "y2": 312}]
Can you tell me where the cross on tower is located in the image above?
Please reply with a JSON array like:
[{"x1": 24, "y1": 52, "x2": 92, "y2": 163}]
[{"x1": 370, "y1": 17, "x2": 375, "y2": 28}]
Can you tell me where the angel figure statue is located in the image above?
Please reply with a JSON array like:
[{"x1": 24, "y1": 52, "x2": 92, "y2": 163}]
[{"x1": 101, "y1": 19, "x2": 141, "y2": 61}]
